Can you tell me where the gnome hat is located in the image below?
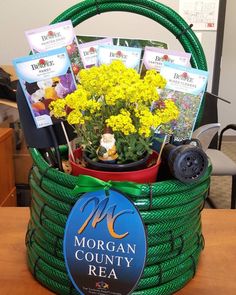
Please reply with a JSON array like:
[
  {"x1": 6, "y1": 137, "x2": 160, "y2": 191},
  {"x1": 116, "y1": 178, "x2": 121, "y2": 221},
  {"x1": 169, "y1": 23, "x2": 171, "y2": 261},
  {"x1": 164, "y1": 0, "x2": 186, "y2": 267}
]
[{"x1": 103, "y1": 126, "x2": 113, "y2": 134}]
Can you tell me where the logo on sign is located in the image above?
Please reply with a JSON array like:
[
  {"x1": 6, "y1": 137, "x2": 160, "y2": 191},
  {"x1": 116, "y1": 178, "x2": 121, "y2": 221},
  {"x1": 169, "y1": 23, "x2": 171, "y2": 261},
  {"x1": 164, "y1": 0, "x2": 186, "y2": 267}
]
[{"x1": 64, "y1": 189, "x2": 147, "y2": 295}]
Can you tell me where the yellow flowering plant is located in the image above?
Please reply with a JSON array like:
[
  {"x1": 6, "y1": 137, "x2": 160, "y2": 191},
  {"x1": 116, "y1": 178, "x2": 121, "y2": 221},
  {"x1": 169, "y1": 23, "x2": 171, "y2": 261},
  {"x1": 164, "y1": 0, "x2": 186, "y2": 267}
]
[{"x1": 49, "y1": 60, "x2": 179, "y2": 164}]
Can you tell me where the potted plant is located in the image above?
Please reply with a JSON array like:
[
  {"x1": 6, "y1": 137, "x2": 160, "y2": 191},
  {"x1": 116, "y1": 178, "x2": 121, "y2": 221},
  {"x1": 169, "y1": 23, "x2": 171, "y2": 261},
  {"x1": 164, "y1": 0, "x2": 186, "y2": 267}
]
[{"x1": 49, "y1": 60, "x2": 179, "y2": 182}]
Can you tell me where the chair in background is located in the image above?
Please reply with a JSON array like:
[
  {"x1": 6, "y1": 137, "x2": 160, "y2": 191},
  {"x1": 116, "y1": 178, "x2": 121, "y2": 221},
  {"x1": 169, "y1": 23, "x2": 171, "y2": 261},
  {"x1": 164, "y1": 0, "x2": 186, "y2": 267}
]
[{"x1": 192, "y1": 123, "x2": 236, "y2": 209}]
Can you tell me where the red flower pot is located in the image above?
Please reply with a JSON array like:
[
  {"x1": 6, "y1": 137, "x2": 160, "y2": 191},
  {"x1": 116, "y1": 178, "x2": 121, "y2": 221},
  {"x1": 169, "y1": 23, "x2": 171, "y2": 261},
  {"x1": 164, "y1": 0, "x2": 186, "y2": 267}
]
[{"x1": 70, "y1": 148, "x2": 161, "y2": 183}]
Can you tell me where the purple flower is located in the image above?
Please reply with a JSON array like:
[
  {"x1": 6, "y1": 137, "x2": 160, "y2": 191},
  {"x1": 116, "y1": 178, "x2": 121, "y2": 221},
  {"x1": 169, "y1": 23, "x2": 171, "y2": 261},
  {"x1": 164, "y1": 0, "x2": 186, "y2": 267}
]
[
  {"x1": 55, "y1": 73, "x2": 76, "y2": 98},
  {"x1": 55, "y1": 83, "x2": 68, "y2": 98},
  {"x1": 33, "y1": 109, "x2": 49, "y2": 117},
  {"x1": 60, "y1": 73, "x2": 76, "y2": 93}
]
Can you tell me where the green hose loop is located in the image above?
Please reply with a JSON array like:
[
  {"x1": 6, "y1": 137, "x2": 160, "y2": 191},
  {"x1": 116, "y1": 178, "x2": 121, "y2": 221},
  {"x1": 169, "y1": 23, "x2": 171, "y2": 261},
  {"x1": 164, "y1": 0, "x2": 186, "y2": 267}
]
[
  {"x1": 30, "y1": 162, "x2": 208, "y2": 214},
  {"x1": 26, "y1": 1, "x2": 211, "y2": 294},
  {"x1": 27, "y1": 235, "x2": 202, "y2": 291},
  {"x1": 29, "y1": 196, "x2": 201, "y2": 249},
  {"x1": 30, "y1": 185, "x2": 201, "y2": 245},
  {"x1": 27, "y1": 144, "x2": 210, "y2": 293},
  {"x1": 26, "y1": 221, "x2": 203, "y2": 280},
  {"x1": 30, "y1": 193, "x2": 202, "y2": 263},
  {"x1": 27, "y1": 244, "x2": 201, "y2": 295},
  {"x1": 30, "y1": 165, "x2": 210, "y2": 211}
]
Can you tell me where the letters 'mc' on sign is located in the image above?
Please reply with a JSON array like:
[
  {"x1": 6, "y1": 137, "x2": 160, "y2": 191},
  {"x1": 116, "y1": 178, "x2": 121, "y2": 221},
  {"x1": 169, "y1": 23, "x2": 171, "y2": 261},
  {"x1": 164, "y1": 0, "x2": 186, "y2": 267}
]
[{"x1": 64, "y1": 190, "x2": 147, "y2": 295}]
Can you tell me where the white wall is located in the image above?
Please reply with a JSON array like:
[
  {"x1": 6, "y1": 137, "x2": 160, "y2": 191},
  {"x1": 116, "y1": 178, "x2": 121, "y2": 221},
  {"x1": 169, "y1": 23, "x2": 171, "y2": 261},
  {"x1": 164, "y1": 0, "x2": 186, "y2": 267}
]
[
  {"x1": 218, "y1": 0, "x2": 236, "y2": 134},
  {"x1": 0, "y1": 0, "x2": 79, "y2": 63}
]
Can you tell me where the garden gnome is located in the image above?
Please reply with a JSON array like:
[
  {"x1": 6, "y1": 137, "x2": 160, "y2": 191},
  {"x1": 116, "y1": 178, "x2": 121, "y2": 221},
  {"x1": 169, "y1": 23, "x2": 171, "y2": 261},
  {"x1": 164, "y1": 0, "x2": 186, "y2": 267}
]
[{"x1": 97, "y1": 127, "x2": 118, "y2": 162}]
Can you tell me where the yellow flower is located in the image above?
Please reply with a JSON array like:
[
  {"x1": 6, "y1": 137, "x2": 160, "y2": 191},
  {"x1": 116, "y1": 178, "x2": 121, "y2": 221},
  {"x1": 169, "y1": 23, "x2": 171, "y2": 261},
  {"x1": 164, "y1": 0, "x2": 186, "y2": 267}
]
[
  {"x1": 67, "y1": 110, "x2": 85, "y2": 125},
  {"x1": 44, "y1": 87, "x2": 59, "y2": 100},
  {"x1": 144, "y1": 70, "x2": 167, "y2": 89},
  {"x1": 65, "y1": 86, "x2": 89, "y2": 110},
  {"x1": 49, "y1": 99, "x2": 66, "y2": 118},
  {"x1": 105, "y1": 86, "x2": 126, "y2": 106},
  {"x1": 52, "y1": 77, "x2": 60, "y2": 83},
  {"x1": 106, "y1": 109, "x2": 136, "y2": 135},
  {"x1": 48, "y1": 60, "x2": 180, "y2": 163},
  {"x1": 87, "y1": 100, "x2": 101, "y2": 113},
  {"x1": 154, "y1": 99, "x2": 179, "y2": 123},
  {"x1": 135, "y1": 108, "x2": 155, "y2": 137}
]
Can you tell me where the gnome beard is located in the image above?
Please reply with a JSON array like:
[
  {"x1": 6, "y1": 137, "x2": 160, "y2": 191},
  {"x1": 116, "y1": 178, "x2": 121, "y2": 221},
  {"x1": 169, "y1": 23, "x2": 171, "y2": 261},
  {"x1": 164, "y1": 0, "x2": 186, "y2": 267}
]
[{"x1": 97, "y1": 132, "x2": 118, "y2": 162}]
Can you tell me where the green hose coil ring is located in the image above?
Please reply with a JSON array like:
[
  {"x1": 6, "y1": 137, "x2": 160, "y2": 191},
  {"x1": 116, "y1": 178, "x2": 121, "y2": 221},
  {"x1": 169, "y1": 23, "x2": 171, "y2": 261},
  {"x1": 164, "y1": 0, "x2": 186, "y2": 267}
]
[
  {"x1": 26, "y1": 1, "x2": 210, "y2": 294},
  {"x1": 27, "y1": 145, "x2": 210, "y2": 295}
]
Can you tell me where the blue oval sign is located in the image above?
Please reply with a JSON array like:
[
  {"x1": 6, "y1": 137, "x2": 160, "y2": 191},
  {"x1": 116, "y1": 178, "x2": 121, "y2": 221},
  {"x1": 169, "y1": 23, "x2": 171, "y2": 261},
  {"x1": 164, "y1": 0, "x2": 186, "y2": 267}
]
[{"x1": 64, "y1": 189, "x2": 147, "y2": 295}]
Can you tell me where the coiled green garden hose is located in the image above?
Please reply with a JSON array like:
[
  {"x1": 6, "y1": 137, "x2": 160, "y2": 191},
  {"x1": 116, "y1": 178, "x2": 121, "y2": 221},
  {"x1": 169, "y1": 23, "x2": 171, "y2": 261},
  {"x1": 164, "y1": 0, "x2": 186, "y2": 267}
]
[
  {"x1": 30, "y1": 191, "x2": 202, "y2": 261},
  {"x1": 27, "y1": 145, "x2": 210, "y2": 294},
  {"x1": 26, "y1": 229, "x2": 202, "y2": 291},
  {"x1": 26, "y1": 1, "x2": 211, "y2": 294}
]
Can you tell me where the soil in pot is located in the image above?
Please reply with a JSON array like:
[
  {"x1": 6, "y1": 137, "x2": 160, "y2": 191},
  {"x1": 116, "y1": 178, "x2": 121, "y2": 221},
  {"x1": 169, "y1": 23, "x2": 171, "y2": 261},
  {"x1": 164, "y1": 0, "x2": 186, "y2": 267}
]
[{"x1": 83, "y1": 151, "x2": 150, "y2": 172}]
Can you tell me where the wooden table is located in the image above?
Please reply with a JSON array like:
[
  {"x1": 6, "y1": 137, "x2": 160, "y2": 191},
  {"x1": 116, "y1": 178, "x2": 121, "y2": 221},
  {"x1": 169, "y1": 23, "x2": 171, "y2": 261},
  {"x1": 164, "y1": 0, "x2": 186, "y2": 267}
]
[
  {"x1": 0, "y1": 128, "x2": 16, "y2": 206},
  {"x1": 0, "y1": 208, "x2": 236, "y2": 295}
]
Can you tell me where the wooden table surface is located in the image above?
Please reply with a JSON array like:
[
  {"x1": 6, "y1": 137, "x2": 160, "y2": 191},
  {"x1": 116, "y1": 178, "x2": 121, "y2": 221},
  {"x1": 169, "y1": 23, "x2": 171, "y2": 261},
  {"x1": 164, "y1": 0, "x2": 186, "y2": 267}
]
[{"x1": 0, "y1": 208, "x2": 236, "y2": 295}]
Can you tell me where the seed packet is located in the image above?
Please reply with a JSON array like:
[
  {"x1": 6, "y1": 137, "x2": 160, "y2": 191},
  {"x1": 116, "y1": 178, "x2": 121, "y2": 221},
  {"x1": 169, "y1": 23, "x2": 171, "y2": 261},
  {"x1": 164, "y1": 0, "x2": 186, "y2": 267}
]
[
  {"x1": 13, "y1": 48, "x2": 77, "y2": 129},
  {"x1": 77, "y1": 35, "x2": 168, "y2": 50},
  {"x1": 78, "y1": 38, "x2": 113, "y2": 68},
  {"x1": 142, "y1": 47, "x2": 191, "y2": 74},
  {"x1": 158, "y1": 62, "x2": 208, "y2": 141},
  {"x1": 97, "y1": 45, "x2": 142, "y2": 71},
  {"x1": 25, "y1": 20, "x2": 82, "y2": 76},
  {"x1": 76, "y1": 35, "x2": 168, "y2": 72}
]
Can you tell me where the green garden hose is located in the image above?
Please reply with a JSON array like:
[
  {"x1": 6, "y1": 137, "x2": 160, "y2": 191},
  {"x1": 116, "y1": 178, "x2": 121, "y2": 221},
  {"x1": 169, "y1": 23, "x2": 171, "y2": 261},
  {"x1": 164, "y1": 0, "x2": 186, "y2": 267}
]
[
  {"x1": 27, "y1": 231, "x2": 202, "y2": 291},
  {"x1": 26, "y1": 1, "x2": 210, "y2": 294},
  {"x1": 27, "y1": 145, "x2": 210, "y2": 294}
]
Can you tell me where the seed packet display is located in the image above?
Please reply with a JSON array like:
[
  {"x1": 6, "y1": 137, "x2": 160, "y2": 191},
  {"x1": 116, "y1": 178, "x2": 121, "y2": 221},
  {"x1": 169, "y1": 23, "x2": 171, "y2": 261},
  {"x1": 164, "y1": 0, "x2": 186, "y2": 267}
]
[
  {"x1": 159, "y1": 62, "x2": 208, "y2": 141},
  {"x1": 77, "y1": 35, "x2": 168, "y2": 72},
  {"x1": 142, "y1": 47, "x2": 191, "y2": 74},
  {"x1": 78, "y1": 38, "x2": 113, "y2": 68},
  {"x1": 25, "y1": 20, "x2": 82, "y2": 75},
  {"x1": 98, "y1": 45, "x2": 142, "y2": 71},
  {"x1": 13, "y1": 48, "x2": 77, "y2": 129},
  {"x1": 77, "y1": 35, "x2": 168, "y2": 50}
]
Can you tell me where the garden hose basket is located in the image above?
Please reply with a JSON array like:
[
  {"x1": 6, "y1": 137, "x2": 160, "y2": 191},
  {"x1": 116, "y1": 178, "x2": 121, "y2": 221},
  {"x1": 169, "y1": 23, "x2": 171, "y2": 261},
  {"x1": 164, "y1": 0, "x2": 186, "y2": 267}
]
[{"x1": 25, "y1": 1, "x2": 210, "y2": 294}]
